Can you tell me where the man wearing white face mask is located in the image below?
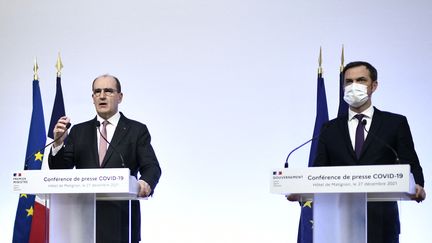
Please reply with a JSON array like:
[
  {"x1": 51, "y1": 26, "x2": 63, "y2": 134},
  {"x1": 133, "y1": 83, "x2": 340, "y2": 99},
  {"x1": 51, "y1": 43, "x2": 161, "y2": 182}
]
[{"x1": 314, "y1": 61, "x2": 426, "y2": 243}]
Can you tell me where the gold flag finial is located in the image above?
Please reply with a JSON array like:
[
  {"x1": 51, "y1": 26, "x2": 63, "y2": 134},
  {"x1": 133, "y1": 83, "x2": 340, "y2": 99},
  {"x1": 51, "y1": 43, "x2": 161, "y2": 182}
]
[
  {"x1": 56, "y1": 52, "x2": 63, "y2": 77},
  {"x1": 33, "y1": 58, "x2": 39, "y2": 80},
  {"x1": 340, "y1": 45, "x2": 345, "y2": 72},
  {"x1": 318, "y1": 46, "x2": 323, "y2": 75}
]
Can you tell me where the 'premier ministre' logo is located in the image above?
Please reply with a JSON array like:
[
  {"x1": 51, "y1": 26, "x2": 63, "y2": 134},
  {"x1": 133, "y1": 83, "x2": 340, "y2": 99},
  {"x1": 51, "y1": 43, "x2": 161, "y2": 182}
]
[{"x1": 13, "y1": 172, "x2": 28, "y2": 184}]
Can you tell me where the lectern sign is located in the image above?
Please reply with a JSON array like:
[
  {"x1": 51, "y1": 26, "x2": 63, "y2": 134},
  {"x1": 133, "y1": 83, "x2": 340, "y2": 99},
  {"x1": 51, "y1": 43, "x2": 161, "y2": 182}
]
[
  {"x1": 270, "y1": 164, "x2": 415, "y2": 201},
  {"x1": 12, "y1": 168, "x2": 138, "y2": 197},
  {"x1": 11, "y1": 168, "x2": 139, "y2": 243}
]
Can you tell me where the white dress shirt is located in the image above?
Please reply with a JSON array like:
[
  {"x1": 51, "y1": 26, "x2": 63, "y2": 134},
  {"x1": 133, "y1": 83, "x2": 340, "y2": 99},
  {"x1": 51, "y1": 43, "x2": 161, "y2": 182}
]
[
  {"x1": 347, "y1": 105, "x2": 374, "y2": 150},
  {"x1": 96, "y1": 112, "x2": 121, "y2": 149}
]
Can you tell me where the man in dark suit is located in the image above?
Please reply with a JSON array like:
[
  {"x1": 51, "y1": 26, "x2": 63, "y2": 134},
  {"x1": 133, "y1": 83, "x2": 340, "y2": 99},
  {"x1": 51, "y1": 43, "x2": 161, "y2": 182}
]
[
  {"x1": 49, "y1": 74, "x2": 162, "y2": 243},
  {"x1": 314, "y1": 61, "x2": 426, "y2": 243}
]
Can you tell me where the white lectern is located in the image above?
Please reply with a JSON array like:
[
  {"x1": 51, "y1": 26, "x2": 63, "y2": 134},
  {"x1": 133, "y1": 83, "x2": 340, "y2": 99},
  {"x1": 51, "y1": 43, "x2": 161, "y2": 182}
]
[
  {"x1": 270, "y1": 164, "x2": 416, "y2": 243},
  {"x1": 12, "y1": 168, "x2": 139, "y2": 243}
]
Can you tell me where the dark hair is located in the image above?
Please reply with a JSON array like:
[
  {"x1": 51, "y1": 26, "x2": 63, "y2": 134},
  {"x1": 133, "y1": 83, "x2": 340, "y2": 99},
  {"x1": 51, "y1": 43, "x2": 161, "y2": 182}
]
[
  {"x1": 92, "y1": 74, "x2": 122, "y2": 92},
  {"x1": 343, "y1": 61, "x2": 378, "y2": 81}
]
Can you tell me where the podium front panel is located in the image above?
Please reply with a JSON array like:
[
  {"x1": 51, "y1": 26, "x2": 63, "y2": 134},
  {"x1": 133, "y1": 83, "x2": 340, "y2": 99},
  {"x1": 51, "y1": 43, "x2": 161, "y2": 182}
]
[
  {"x1": 314, "y1": 193, "x2": 366, "y2": 243},
  {"x1": 50, "y1": 194, "x2": 96, "y2": 243}
]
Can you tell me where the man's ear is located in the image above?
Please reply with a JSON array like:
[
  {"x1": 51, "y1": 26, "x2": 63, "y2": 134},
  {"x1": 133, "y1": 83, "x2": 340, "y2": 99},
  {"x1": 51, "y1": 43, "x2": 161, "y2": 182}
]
[
  {"x1": 118, "y1": 92, "x2": 123, "y2": 103},
  {"x1": 371, "y1": 81, "x2": 378, "y2": 93}
]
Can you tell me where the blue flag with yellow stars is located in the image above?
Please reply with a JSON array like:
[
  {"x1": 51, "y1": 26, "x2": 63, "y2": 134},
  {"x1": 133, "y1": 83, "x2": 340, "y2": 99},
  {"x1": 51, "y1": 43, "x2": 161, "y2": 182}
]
[
  {"x1": 12, "y1": 79, "x2": 47, "y2": 243},
  {"x1": 297, "y1": 70, "x2": 329, "y2": 243}
]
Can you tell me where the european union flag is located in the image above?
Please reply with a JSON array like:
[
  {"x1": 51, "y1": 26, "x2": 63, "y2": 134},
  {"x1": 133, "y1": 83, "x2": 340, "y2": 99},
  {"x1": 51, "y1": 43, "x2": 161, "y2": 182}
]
[
  {"x1": 297, "y1": 66, "x2": 329, "y2": 243},
  {"x1": 12, "y1": 79, "x2": 47, "y2": 243}
]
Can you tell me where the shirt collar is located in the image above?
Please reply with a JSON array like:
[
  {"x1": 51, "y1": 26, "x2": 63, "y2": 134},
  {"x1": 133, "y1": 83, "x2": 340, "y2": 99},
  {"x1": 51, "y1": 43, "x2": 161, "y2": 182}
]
[
  {"x1": 348, "y1": 105, "x2": 374, "y2": 121},
  {"x1": 97, "y1": 111, "x2": 121, "y2": 127}
]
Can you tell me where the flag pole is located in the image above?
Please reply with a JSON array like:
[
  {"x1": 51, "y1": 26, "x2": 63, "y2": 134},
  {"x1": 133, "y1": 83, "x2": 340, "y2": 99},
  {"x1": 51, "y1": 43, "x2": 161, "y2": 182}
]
[
  {"x1": 318, "y1": 46, "x2": 323, "y2": 75},
  {"x1": 337, "y1": 45, "x2": 348, "y2": 117},
  {"x1": 33, "y1": 58, "x2": 39, "y2": 81},
  {"x1": 340, "y1": 45, "x2": 345, "y2": 72},
  {"x1": 56, "y1": 52, "x2": 63, "y2": 77}
]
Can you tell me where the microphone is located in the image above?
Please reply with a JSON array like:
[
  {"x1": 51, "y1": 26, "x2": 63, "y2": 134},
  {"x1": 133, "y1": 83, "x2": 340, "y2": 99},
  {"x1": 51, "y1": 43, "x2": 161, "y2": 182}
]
[
  {"x1": 24, "y1": 122, "x2": 71, "y2": 169},
  {"x1": 361, "y1": 119, "x2": 401, "y2": 163},
  {"x1": 284, "y1": 123, "x2": 329, "y2": 168},
  {"x1": 96, "y1": 121, "x2": 126, "y2": 167}
]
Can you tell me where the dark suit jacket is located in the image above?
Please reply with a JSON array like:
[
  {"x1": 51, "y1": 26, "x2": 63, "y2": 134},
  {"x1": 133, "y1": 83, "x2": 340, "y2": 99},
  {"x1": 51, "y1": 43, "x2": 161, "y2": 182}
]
[
  {"x1": 49, "y1": 113, "x2": 162, "y2": 243},
  {"x1": 314, "y1": 107, "x2": 424, "y2": 243}
]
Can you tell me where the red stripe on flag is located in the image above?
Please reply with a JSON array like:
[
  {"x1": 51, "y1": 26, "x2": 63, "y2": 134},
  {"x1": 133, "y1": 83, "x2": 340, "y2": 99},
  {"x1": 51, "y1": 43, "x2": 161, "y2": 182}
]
[{"x1": 29, "y1": 201, "x2": 49, "y2": 243}]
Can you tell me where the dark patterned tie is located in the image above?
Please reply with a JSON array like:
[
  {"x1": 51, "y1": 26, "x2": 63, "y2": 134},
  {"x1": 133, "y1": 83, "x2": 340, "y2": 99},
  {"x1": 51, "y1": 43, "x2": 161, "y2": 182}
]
[
  {"x1": 354, "y1": 114, "x2": 365, "y2": 159},
  {"x1": 98, "y1": 120, "x2": 108, "y2": 165}
]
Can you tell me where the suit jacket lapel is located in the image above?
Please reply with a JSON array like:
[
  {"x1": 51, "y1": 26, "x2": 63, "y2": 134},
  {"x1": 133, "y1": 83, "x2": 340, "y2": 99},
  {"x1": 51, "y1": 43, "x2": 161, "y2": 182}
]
[
  {"x1": 338, "y1": 116, "x2": 358, "y2": 161},
  {"x1": 101, "y1": 115, "x2": 129, "y2": 166},
  {"x1": 360, "y1": 107, "x2": 382, "y2": 160},
  {"x1": 90, "y1": 118, "x2": 100, "y2": 167}
]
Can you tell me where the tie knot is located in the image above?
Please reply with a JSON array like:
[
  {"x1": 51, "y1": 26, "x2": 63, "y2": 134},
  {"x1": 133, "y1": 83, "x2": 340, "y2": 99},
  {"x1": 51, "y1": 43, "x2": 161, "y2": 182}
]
[
  {"x1": 102, "y1": 120, "x2": 109, "y2": 126},
  {"x1": 354, "y1": 114, "x2": 365, "y2": 122}
]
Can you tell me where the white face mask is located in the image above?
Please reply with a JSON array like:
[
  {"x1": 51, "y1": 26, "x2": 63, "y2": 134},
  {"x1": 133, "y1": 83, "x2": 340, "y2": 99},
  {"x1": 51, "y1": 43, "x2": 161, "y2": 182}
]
[{"x1": 343, "y1": 83, "x2": 369, "y2": 108}]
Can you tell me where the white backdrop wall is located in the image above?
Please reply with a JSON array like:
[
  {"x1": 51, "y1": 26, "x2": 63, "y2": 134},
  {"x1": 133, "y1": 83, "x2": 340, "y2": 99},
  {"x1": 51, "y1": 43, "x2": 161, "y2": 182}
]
[{"x1": 1, "y1": 0, "x2": 431, "y2": 242}]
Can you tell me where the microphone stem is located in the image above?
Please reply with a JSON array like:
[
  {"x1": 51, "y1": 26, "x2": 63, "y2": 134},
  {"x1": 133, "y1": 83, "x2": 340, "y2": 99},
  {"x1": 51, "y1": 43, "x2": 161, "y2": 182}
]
[
  {"x1": 97, "y1": 125, "x2": 126, "y2": 167},
  {"x1": 362, "y1": 123, "x2": 400, "y2": 163},
  {"x1": 24, "y1": 123, "x2": 71, "y2": 169},
  {"x1": 285, "y1": 137, "x2": 314, "y2": 168}
]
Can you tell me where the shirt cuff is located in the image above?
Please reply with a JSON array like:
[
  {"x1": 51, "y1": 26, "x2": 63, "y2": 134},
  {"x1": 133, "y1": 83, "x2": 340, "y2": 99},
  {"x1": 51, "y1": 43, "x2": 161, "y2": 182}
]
[{"x1": 51, "y1": 143, "x2": 64, "y2": 156}]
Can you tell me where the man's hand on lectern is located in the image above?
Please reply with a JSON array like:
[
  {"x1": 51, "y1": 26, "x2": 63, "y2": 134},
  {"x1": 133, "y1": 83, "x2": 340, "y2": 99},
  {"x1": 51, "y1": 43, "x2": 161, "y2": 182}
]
[
  {"x1": 286, "y1": 194, "x2": 300, "y2": 202},
  {"x1": 138, "y1": 179, "x2": 151, "y2": 197},
  {"x1": 412, "y1": 184, "x2": 426, "y2": 203}
]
